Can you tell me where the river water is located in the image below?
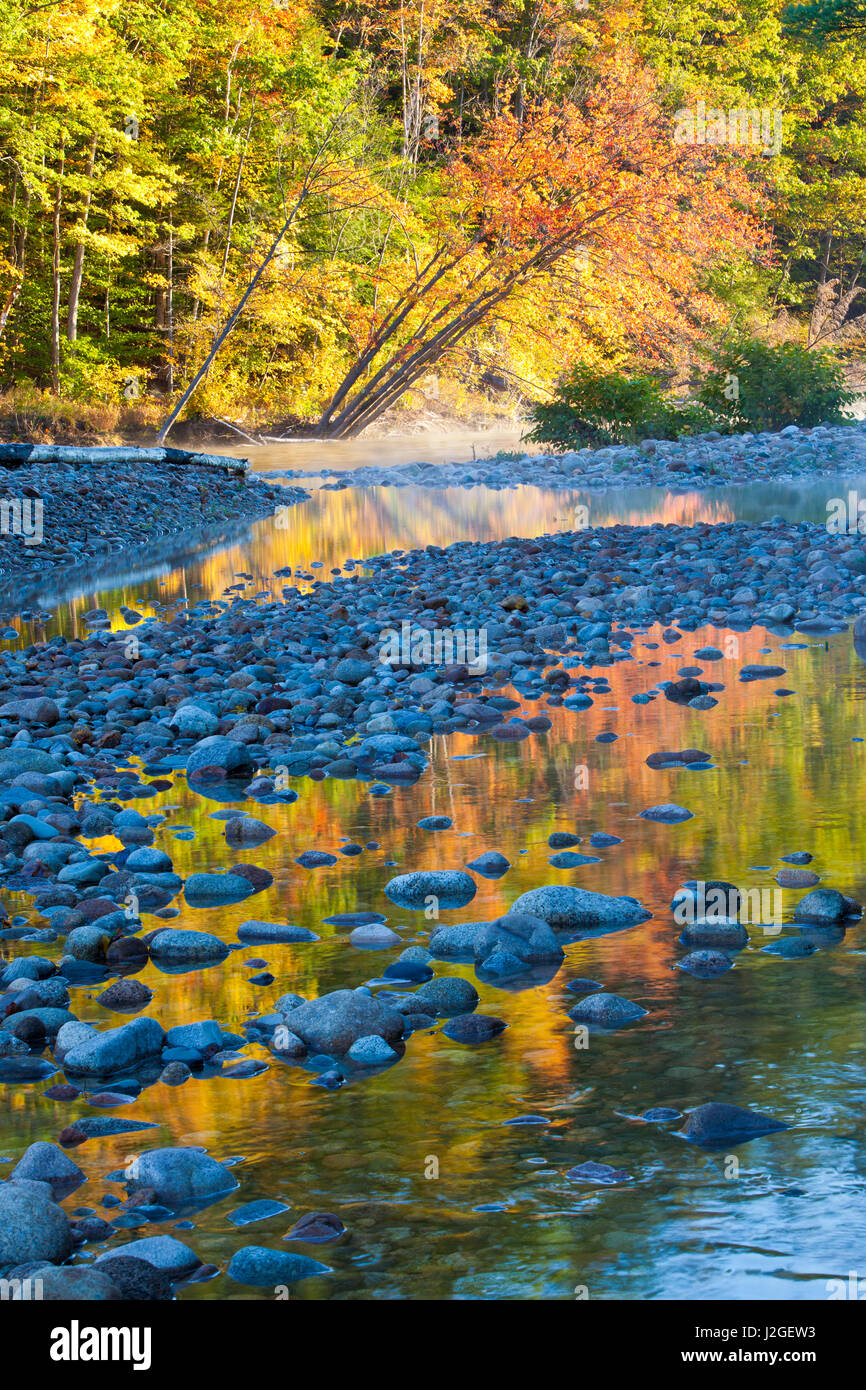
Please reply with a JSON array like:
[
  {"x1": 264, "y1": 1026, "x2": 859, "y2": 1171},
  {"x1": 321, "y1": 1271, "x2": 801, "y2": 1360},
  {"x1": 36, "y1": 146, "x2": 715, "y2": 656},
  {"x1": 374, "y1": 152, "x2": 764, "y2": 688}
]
[{"x1": 2, "y1": 450, "x2": 866, "y2": 1301}]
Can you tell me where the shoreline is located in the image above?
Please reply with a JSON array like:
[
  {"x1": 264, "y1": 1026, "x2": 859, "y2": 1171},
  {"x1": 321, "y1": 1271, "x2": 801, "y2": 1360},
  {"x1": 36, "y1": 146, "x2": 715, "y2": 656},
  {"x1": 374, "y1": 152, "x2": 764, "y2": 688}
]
[{"x1": 0, "y1": 446, "x2": 307, "y2": 583}]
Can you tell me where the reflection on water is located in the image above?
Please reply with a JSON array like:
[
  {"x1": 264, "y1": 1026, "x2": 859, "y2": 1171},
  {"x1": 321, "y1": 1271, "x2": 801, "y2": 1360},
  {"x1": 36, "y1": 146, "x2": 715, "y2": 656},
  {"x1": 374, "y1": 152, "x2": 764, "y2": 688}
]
[{"x1": 2, "y1": 625, "x2": 865, "y2": 1299}]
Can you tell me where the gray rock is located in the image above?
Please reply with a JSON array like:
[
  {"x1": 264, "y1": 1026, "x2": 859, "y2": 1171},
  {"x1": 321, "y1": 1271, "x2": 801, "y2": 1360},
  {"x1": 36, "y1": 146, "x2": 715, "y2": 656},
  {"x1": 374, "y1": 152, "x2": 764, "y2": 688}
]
[
  {"x1": 349, "y1": 922, "x2": 401, "y2": 948},
  {"x1": 96, "y1": 1235, "x2": 202, "y2": 1278},
  {"x1": 286, "y1": 989, "x2": 405, "y2": 1055},
  {"x1": 170, "y1": 704, "x2": 220, "y2": 738},
  {"x1": 761, "y1": 937, "x2": 817, "y2": 958},
  {"x1": 442, "y1": 1013, "x2": 506, "y2": 1043},
  {"x1": 9, "y1": 1142, "x2": 86, "y2": 1196},
  {"x1": 183, "y1": 873, "x2": 255, "y2": 906},
  {"x1": 471, "y1": 912, "x2": 564, "y2": 967},
  {"x1": 793, "y1": 888, "x2": 849, "y2": 923},
  {"x1": 54, "y1": 1019, "x2": 99, "y2": 1062},
  {"x1": 62, "y1": 1017, "x2": 165, "y2": 1076},
  {"x1": 148, "y1": 928, "x2": 230, "y2": 963},
  {"x1": 18, "y1": 1265, "x2": 123, "y2": 1300},
  {"x1": 639, "y1": 803, "x2": 694, "y2": 823},
  {"x1": 186, "y1": 735, "x2": 253, "y2": 777},
  {"x1": 164, "y1": 1021, "x2": 223, "y2": 1052},
  {"x1": 238, "y1": 920, "x2": 318, "y2": 944},
  {"x1": 0, "y1": 697, "x2": 59, "y2": 724},
  {"x1": 123, "y1": 1147, "x2": 238, "y2": 1206},
  {"x1": 428, "y1": 920, "x2": 486, "y2": 959},
  {"x1": 90, "y1": 1254, "x2": 172, "y2": 1300},
  {"x1": 384, "y1": 870, "x2": 477, "y2": 910},
  {"x1": 224, "y1": 816, "x2": 276, "y2": 845},
  {"x1": 227, "y1": 1245, "x2": 331, "y2": 1286},
  {"x1": 346, "y1": 1034, "x2": 399, "y2": 1065},
  {"x1": 679, "y1": 917, "x2": 749, "y2": 950},
  {"x1": 509, "y1": 885, "x2": 649, "y2": 930},
  {"x1": 414, "y1": 976, "x2": 479, "y2": 1017},
  {"x1": 568, "y1": 992, "x2": 647, "y2": 1028},
  {"x1": 465, "y1": 850, "x2": 511, "y2": 877},
  {"x1": 776, "y1": 868, "x2": 820, "y2": 888},
  {"x1": 0, "y1": 1180, "x2": 73, "y2": 1267},
  {"x1": 125, "y1": 847, "x2": 174, "y2": 873},
  {"x1": 65, "y1": 922, "x2": 115, "y2": 962},
  {"x1": 334, "y1": 657, "x2": 373, "y2": 685},
  {"x1": 677, "y1": 949, "x2": 734, "y2": 977},
  {"x1": 681, "y1": 1102, "x2": 789, "y2": 1147}
]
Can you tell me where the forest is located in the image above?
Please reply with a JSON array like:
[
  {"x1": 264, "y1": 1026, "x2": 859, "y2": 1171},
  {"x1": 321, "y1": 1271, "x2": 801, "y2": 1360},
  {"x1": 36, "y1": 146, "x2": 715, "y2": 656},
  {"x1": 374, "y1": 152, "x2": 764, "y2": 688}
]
[{"x1": 1, "y1": 0, "x2": 865, "y2": 436}]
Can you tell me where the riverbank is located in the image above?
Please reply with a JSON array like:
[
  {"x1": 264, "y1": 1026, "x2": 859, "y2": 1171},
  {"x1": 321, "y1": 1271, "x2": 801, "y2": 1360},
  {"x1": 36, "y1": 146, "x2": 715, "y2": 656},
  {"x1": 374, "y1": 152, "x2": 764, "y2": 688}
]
[{"x1": 0, "y1": 446, "x2": 307, "y2": 579}]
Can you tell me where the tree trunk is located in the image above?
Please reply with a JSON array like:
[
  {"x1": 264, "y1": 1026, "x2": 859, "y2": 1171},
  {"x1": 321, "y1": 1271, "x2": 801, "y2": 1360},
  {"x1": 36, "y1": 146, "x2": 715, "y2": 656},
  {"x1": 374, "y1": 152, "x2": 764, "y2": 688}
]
[
  {"x1": 66, "y1": 135, "x2": 97, "y2": 342},
  {"x1": 50, "y1": 150, "x2": 64, "y2": 393},
  {"x1": 167, "y1": 215, "x2": 174, "y2": 394}
]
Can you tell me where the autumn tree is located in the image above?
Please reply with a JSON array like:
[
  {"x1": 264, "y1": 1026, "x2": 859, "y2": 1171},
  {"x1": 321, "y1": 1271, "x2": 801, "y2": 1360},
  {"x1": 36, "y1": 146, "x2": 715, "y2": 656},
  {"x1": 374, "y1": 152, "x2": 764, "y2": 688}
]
[{"x1": 311, "y1": 57, "x2": 761, "y2": 436}]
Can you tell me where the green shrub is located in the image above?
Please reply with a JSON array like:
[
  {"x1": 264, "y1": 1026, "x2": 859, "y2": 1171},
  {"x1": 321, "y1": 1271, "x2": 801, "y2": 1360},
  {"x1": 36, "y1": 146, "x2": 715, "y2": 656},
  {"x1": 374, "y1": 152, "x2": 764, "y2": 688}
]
[
  {"x1": 697, "y1": 338, "x2": 854, "y2": 432},
  {"x1": 526, "y1": 364, "x2": 716, "y2": 449}
]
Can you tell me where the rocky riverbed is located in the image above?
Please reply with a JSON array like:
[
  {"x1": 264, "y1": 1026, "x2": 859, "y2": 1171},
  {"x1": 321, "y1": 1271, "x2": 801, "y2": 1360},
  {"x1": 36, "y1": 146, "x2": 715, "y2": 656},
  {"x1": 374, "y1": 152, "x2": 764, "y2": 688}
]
[
  {"x1": 0, "y1": 516, "x2": 862, "y2": 789},
  {"x1": 1, "y1": 444, "x2": 866, "y2": 1300},
  {"x1": 0, "y1": 445, "x2": 307, "y2": 578},
  {"x1": 271, "y1": 419, "x2": 866, "y2": 493}
]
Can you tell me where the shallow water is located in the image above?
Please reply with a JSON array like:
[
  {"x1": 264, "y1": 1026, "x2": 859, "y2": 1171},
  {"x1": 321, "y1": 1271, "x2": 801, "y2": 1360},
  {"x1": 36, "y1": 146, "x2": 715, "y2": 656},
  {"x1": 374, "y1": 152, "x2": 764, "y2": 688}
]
[{"x1": 2, "y1": 465, "x2": 866, "y2": 1301}]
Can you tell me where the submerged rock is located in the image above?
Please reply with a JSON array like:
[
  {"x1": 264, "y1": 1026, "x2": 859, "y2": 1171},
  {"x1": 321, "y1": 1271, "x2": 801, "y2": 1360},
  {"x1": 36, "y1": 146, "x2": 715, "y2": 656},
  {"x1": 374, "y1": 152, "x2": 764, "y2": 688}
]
[
  {"x1": 442, "y1": 1013, "x2": 506, "y2": 1043},
  {"x1": 679, "y1": 917, "x2": 748, "y2": 951},
  {"x1": 284, "y1": 1211, "x2": 345, "y2": 1243},
  {"x1": 227, "y1": 1245, "x2": 330, "y2": 1287},
  {"x1": 287, "y1": 989, "x2": 405, "y2": 1055},
  {"x1": 123, "y1": 1147, "x2": 238, "y2": 1206},
  {"x1": 566, "y1": 1161, "x2": 632, "y2": 1184},
  {"x1": 10, "y1": 1142, "x2": 86, "y2": 1196},
  {"x1": 681, "y1": 1102, "x2": 789, "y2": 1147},
  {"x1": 384, "y1": 870, "x2": 477, "y2": 910},
  {"x1": 677, "y1": 949, "x2": 734, "y2": 977},
  {"x1": 568, "y1": 992, "x2": 647, "y2": 1028}
]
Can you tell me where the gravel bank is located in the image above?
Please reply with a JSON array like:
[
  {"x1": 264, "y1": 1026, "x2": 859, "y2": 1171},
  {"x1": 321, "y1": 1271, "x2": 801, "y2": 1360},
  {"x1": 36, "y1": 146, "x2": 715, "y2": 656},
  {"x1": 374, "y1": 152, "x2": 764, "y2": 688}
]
[
  {"x1": 0, "y1": 516, "x2": 861, "y2": 794},
  {"x1": 0, "y1": 445, "x2": 307, "y2": 578}
]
